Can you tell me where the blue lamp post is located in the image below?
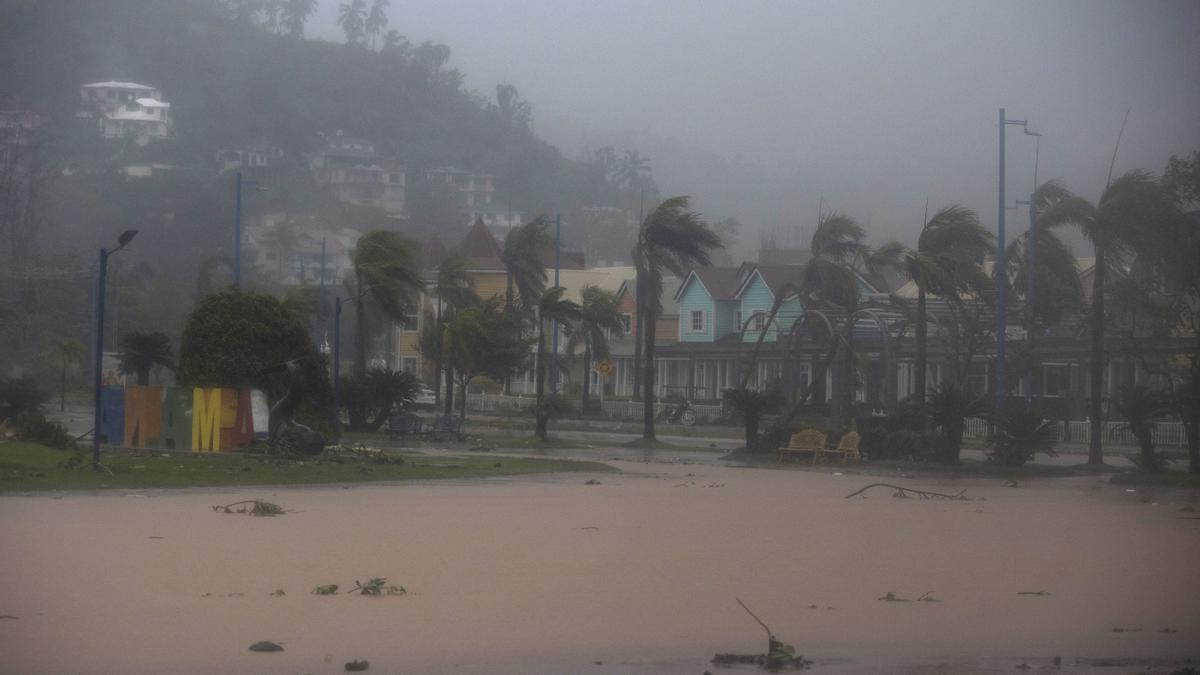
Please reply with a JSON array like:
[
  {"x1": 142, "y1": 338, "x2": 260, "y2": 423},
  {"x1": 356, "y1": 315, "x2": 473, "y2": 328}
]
[
  {"x1": 996, "y1": 108, "x2": 1038, "y2": 409},
  {"x1": 233, "y1": 171, "x2": 264, "y2": 287},
  {"x1": 92, "y1": 229, "x2": 138, "y2": 470}
]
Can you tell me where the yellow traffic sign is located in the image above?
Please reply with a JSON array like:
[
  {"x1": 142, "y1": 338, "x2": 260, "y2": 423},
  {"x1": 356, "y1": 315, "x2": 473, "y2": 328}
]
[{"x1": 596, "y1": 360, "x2": 612, "y2": 376}]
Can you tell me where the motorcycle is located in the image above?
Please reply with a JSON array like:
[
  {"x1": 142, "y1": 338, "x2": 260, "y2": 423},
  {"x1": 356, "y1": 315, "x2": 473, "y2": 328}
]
[{"x1": 663, "y1": 398, "x2": 697, "y2": 426}]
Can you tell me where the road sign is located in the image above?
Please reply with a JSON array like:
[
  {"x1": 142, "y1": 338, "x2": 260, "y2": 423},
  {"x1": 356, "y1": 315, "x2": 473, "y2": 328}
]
[{"x1": 596, "y1": 360, "x2": 611, "y2": 376}]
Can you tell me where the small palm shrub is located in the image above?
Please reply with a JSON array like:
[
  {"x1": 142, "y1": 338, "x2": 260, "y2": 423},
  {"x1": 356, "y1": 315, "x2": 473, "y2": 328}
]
[
  {"x1": 15, "y1": 410, "x2": 74, "y2": 450},
  {"x1": 927, "y1": 383, "x2": 987, "y2": 463},
  {"x1": 724, "y1": 386, "x2": 783, "y2": 451},
  {"x1": 1111, "y1": 383, "x2": 1173, "y2": 473},
  {"x1": 876, "y1": 429, "x2": 920, "y2": 460},
  {"x1": 988, "y1": 401, "x2": 1057, "y2": 466}
]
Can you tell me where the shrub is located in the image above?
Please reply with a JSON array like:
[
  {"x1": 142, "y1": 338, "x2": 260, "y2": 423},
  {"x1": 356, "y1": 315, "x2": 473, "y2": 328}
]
[
  {"x1": 876, "y1": 429, "x2": 920, "y2": 460},
  {"x1": 0, "y1": 376, "x2": 47, "y2": 422},
  {"x1": 14, "y1": 409, "x2": 74, "y2": 450},
  {"x1": 886, "y1": 399, "x2": 929, "y2": 433},
  {"x1": 988, "y1": 401, "x2": 1057, "y2": 466},
  {"x1": 723, "y1": 386, "x2": 783, "y2": 451},
  {"x1": 1111, "y1": 383, "x2": 1173, "y2": 473},
  {"x1": 340, "y1": 368, "x2": 419, "y2": 432},
  {"x1": 927, "y1": 383, "x2": 988, "y2": 463},
  {"x1": 914, "y1": 430, "x2": 951, "y2": 462},
  {"x1": 536, "y1": 393, "x2": 575, "y2": 422}
]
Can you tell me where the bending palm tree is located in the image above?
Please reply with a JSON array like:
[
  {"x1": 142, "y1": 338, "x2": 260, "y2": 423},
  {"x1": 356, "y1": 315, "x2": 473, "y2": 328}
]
[
  {"x1": 1034, "y1": 171, "x2": 1169, "y2": 465},
  {"x1": 433, "y1": 252, "x2": 477, "y2": 413},
  {"x1": 565, "y1": 286, "x2": 623, "y2": 414},
  {"x1": 117, "y1": 331, "x2": 175, "y2": 386},
  {"x1": 634, "y1": 196, "x2": 722, "y2": 440},
  {"x1": 899, "y1": 205, "x2": 993, "y2": 403},
  {"x1": 337, "y1": 0, "x2": 367, "y2": 45},
  {"x1": 282, "y1": 0, "x2": 317, "y2": 38},
  {"x1": 351, "y1": 231, "x2": 424, "y2": 379},
  {"x1": 365, "y1": 0, "x2": 389, "y2": 49},
  {"x1": 501, "y1": 216, "x2": 552, "y2": 310},
  {"x1": 535, "y1": 287, "x2": 581, "y2": 439}
]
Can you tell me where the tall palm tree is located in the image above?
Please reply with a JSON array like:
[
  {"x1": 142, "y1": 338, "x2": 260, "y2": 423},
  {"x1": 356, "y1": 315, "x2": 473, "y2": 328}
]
[
  {"x1": 898, "y1": 205, "x2": 994, "y2": 403},
  {"x1": 799, "y1": 212, "x2": 902, "y2": 425},
  {"x1": 433, "y1": 252, "x2": 477, "y2": 413},
  {"x1": 565, "y1": 286, "x2": 623, "y2": 414},
  {"x1": 282, "y1": 0, "x2": 317, "y2": 38},
  {"x1": 117, "y1": 331, "x2": 175, "y2": 386},
  {"x1": 634, "y1": 196, "x2": 722, "y2": 440},
  {"x1": 351, "y1": 231, "x2": 423, "y2": 379},
  {"x1": 1034, "y1": 171, "x2": 1169, "y2": 465},
  {"x1": 535, "y1": 287, "x2": 582, "y2": 439},
  {"x1": 501, "y1": 216, "x2": 552, "y2": 310},
  {"x1": 365, "y1": 0, "x2": 390, "y2": 49},
  {"x1": 613, "y1": 150, "x2": 651, "y2": 191},
  {"x1": 337, "y1": 0, "x2": 367, "y2": 45},
  {"x1": 48, "y1": 338, "x2": 86, "y2": 411}
]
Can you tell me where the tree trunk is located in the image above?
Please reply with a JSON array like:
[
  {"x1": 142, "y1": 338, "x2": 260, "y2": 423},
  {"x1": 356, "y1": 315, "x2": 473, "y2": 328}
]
[
  {"x1": 632, "y1": 275, "x2": 643, "y2": 402},
  {"x1": 353, "y1": 293, "x2": 367, "y2": 378},
  {"x1": 1088, "y1": 243, "x2": 1106, "y2": 465},
  {"x1": 841, "y1": 316, "x2": 856, "y2": 429},
  {"x1": 915, "y1": 284, "x2": 927, "y2": 403},
  {"x1": 137, "y1": 365, "x2": 150, "y2": 386},
  {"x1": 443, "y1": 365, "x2": 454, "y2": 415},
  {"x1": 642, "y1": 304, "x2": 657, "y2": 441},
  {"x1": 535, "y1": 321, "x2": 547, "y2": 439},
  {"x1": 60, "y1": 363, "x2": 66, "y2": 411},
  {"x1": 581, "y1": 343, "x2": 592, "y2": 415}
]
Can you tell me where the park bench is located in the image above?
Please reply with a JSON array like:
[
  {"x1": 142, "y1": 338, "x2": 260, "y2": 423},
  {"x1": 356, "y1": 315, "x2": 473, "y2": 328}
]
[
  {"x1": 816, "y1": 431, "x2": 861, "y2": 464},
  {"x1": 778, "y1": 429, "x2": 827, "y2": 463},
  {"x1": 386, "y1": 412, "x2": 424, "y2": 438},
  {"x1": 428, "y1": 414, "x2": 465, "y2": 441}
]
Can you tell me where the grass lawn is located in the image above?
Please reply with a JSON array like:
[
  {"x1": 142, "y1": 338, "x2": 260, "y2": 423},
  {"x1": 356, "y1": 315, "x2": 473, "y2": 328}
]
[{"x1": 0, "y1": 441, "x2": 616, "y2": 492}]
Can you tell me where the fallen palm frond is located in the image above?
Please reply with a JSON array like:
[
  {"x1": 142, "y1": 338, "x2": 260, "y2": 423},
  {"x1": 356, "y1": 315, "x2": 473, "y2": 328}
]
[
  {"x1": 349, "y1": 577, "x2": 406, "y2": 596},
  {"x1": 845, "y1": 483, "x2": 972, "y2": 500},
  {"x1": 212, "y1": 500, "x2": 285, "y2": 516}
]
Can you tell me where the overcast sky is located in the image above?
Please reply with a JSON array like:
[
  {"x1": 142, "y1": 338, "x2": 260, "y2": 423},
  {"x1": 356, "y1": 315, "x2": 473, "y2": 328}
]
[{"x1": 313, "y1": 0, "x2": 1199, "y2": 251}]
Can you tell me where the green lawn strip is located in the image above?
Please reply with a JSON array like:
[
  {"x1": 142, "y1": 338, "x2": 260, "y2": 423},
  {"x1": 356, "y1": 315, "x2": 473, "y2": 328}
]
[{"x1": 0, "y1": 441, "x2": 615, "y2": 492}]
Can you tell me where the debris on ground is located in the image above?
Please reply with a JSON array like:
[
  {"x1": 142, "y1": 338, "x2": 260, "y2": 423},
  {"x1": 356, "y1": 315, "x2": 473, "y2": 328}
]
[
  {"x1": 846, "y1": 483, "x2": 973, "y2": 500},
  {"x1": 711, "y1": 598, "x2": 810, "y2": 671},
  {"x1": 344, "y1": 659, "x2": 369, "y2": 671},
  {"x1": 1017, "y1": 590, "x2": 1051, "y2": 596},
  {"x1": 1112, "y1": 626, "x2": 1143, "y2": 632},
  {"x1": 212, "y1": 500, "x2": 285, "y2": 516},
  {"x1": 269, "y1": 589, "x2": 286, "y2": 597},
  {"x1": 312, "y1": 584, "x2": 339, "y2": 595},
  {"x1": 350, "y1": 578, "x2": 406, "y2": 596},
  {"x1": 249, "y1": 641, "x2": 284, "y2": 652},
  {"x1": 585, "y1": 479, "x2": 601, "y2": 485}
]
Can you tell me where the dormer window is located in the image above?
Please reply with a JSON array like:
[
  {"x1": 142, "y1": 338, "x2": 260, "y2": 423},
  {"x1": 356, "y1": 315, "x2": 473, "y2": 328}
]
[{"x1": 690, "y1": 310, "x2": 705, "y2": 332}]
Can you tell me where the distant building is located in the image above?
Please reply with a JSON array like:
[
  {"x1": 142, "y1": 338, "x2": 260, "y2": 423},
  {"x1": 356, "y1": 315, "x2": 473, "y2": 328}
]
[
  {"x1": 471, "y1": 203, "x2": 526, "y2": 240},
  {"x1": 217, "y1": 145, "x2": 284, "y2": 173},
  {"x1": 79, "y1": 81, "x2": 172, "y2": 144},
  {"x1": 422, "y1": 167, "x2": 495, "y2": 208},
  {"x1": 310, "y1": 131, "x2": 406, "y2": 214}
]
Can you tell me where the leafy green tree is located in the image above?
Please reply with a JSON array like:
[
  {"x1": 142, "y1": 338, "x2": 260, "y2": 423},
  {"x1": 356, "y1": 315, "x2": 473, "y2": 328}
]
[
  {"x1": 432, "y1": 252, "x2": 477, "y2": 413},
  {"x1": 339, "y1": 367, "x2": 418, "y2": 432},
  {"x1": 350, "y1": 230, "x2": 423, "y2": 380},
  {"x1": 47, "y1": 338, "x2": 85, "y2": 411},
  {"x1": 337, "y1": 0, "x2": 367, "y2": 45},
  {"x1": 535, "y1": 287, "x2": 581, "y2": 440},
  {"x1": 634, "y1": 196, "x2": 722, "y2": 440},
  {"x1": 565, "y1": 286, "x2": 622, "y2": 414},
  {"x1": 444, "y1": 297, "x2": 533, "y2": 420},
  {"x1": 898, "y1": 205, "x2": 994, "y2": 403},
  {"x1": 1034, "y1": 171, "x2": 1173, "y2": 465},
  {"x1": 117, "y1": 331, "x2": 175, "y2": 386}
]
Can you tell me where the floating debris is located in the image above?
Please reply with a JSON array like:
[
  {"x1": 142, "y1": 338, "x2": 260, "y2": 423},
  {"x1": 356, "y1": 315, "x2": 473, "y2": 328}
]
[{"x1": 249, "y1": 641, "x2": 284, "y2": 652}]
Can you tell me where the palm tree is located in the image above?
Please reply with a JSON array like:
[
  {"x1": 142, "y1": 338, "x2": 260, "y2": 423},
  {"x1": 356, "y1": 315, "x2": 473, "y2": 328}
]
[
  {"x1": 535, "y1": 287, "x2": 582, "y2": 440},
  {"x1": 48, "y1": 338, "x2": 85, "y2": 411},
  {"x1": 798, "y1": 212, "x2": 902, "y2": 425},
  {"x1": 634, "y1": 196, "x2": 722, "y2": 440},
  {"x1": 282, "y1": 0, "x2": 317, "y2": 38},
  {"x1": 337, "y1": 0, "x2": 367, "y2": 45},
  {"x1": 1111, "y1": 383, "x2": 1173, "y2": 472},
  {"x1": 433, "y1": 252, "x2": 477, "y2": 413},
  {"x1": 501, "y1": 216, "x2": 552, "y2": 310},
  {"x1": 1034, "y1": 171, "x2": 1170, "y2": 465},
  {"x1": 899, "y1": 205, "x2": 994, "y2": 403},
  {"x1": 565, "y1": 286, "x2": 623, "y2": 414},
  {"x1": 350, "y1": 231, "x2": 424, "y2": 379},
  {"x1": 117, "y1": 331, "x2": 175, "y2": 386},
  {"x1": 365, "y1": 0, "x2": 390, "y2": 49},
  {"x1": 613, "y1": 150, "x2": 651, "y2": 191}
]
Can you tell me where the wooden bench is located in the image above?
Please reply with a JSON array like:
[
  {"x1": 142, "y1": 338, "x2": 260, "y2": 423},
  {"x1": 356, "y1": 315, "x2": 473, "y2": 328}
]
[
  {"x1": 816, "y1": 431, "x2": 861, "y2": 464},
  {"x1": 778, "y1": 429, "x2": 827, "y2": 463},
  {"x1": 386, "y1": 412, "x2": 424, "y2": 438},
  {"x1": 428, "y1": 414, "x2": 465, "y2": 441}
]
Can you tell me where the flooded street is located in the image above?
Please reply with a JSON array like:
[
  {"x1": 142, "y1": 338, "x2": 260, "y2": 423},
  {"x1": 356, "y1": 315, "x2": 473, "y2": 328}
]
[{"x1": 2, "y1": 461, "x2": 1197, "y2": 674}]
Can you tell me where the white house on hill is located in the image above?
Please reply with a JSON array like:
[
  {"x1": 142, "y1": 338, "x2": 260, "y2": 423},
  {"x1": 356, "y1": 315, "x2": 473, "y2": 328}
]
[{"x1": 80, "y1": 81, "x2": 172, "y2": 143}]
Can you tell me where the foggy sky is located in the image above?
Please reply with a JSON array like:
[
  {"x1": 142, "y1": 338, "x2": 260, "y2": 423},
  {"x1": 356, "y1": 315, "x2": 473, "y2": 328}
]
[{"x1": 313, "y1": 0, "x2": 1200, "y2": 253}]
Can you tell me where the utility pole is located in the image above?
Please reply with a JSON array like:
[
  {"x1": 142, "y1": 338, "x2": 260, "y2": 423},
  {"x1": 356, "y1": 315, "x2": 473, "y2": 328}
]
[{"x1": 551, "y1": 213, "x2": 562, "y2": 392}]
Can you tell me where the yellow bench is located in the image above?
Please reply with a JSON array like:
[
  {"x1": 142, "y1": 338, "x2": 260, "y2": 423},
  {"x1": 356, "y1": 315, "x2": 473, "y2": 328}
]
[
  {"x1": 778, "y1": 429, "x2": 827, "y2": 463},
  {"x1": 816, "y1": 431, "x2": 861, "y2": 464}
]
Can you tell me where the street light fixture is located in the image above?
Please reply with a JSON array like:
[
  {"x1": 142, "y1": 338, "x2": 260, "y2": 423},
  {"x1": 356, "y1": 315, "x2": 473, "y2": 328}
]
[
  {"x1": 92, "y1": 229, "x2": 138, "y2": 470},
  {"x1": 996, "y1": 108, "x2": 1039, "y2": 409}
]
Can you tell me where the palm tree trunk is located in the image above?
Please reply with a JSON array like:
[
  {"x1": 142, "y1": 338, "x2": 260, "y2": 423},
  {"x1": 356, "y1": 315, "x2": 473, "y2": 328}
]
[
  {"x1": 354, "y1": 293, "x2": 368, "y2": 378},
  {"x1": 535, "y1": 321, "x2": 547, "y2": 439},
  {"x1": 60, "y1": 362, "x2": 66, "y2": 411},
  {"x1": 841, "y1": 315, "x2": 856, "y2": 428},
  {"x1": 642, "y1": 305, "x2": 657, "y2": 441},
  {"x1": 632, "y1": 277, "x2": 643, "y2": 402},
  {"x1": 1088, "y1": 244, "x2": 1106, "y2": 465},
  {"x1": 915, "y1": 285, "x2": 928, "y2": 403},
  {"x1": 444, "y1": 365, "x2": 454, "y2": 415},
  {"x1": 581, "y1": 343, "x2": 592, "y2": 415}
]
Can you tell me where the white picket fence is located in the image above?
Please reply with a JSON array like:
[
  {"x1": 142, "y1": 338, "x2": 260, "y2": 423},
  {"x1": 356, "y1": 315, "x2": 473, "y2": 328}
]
[
  {"x1": 963, "y1": 417, "x2": 1186, "y2": 447},
  {"x1": 465, "y1": 393, "x2": 725, "y2": 423}
]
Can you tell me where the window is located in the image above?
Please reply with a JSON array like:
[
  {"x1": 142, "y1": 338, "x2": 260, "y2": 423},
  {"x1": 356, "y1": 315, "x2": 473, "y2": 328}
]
[
  {"x1": 401, "y1": 357, "x2": 418, "y2": 374},
  {"x1": 401, "y1": 311, "x2": 420, "y2": 332},
  {"x1": 752, "y1": 311, "x2": 766, "y2": 331},
  {"x1": 619, "y1": 313, "x2": 632, "y2": 335},
  {"x1": 1043, "y1": 363, "x2": 1069, "y2": 397},
  {"x1": 690, "y1": 310, "x2": 704, "y2": 332}
]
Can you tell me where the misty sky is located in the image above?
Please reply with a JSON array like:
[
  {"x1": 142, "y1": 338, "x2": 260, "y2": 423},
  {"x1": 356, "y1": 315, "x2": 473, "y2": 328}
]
[{"x1": 314, "y1": 0, "x2": 1199, "y2": 252}]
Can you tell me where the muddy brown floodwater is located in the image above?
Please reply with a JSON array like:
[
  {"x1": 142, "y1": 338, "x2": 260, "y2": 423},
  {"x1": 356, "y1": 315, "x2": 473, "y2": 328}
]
[{"x1": 1, "y1": 461, "x2": 1197, "y2": 674}]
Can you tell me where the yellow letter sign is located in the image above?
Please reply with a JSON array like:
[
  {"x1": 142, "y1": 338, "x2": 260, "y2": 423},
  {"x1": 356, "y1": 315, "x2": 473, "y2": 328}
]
[{"x1": 192, "y1": 388, "x2": 222, "y2": 452}]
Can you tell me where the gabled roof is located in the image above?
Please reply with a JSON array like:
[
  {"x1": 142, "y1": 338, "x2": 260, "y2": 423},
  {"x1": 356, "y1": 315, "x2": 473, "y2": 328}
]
[
  {"x1": 616, "y1": 275, "x2": 684, "y2": 315},
  {"x1": 674, "y1": 266, "x2": 740, "y2": 302},
  {"x1": 551, "y1": 267, "x2": 637, "y2": 303},
  {"x1": 82, "y1": 81, "x2": 157, "y2": 91},
  {"x1": 741, "y1": 264, "x2": 806, "y2": 299},
  {"x1": 458, "y1": 216, "x2": 505, "y2": 270}
]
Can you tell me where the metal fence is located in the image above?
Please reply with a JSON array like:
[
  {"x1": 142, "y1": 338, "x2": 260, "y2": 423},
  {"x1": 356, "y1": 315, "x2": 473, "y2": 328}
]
[{"x1": 963, "y1": 417, "x2": 1186, "y2": 447}]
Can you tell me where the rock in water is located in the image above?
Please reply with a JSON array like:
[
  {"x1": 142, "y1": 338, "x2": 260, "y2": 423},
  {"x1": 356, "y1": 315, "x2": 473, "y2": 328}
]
[{"x1": 249, "y1": 641, "x2": 284, "y2": 652}]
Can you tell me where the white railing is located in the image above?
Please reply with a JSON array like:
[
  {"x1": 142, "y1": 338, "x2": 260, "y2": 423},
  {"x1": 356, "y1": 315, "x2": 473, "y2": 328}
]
[
  {"x1": 465, "y1": 393, "x2": 725, "y2": 423},
  {"x1": 963, "y1": 417, "x2": 1186, "y2": 447}
]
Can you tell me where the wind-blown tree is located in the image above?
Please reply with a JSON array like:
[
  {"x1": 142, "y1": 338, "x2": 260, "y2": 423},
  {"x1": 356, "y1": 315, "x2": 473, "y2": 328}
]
[
  {"x1": 613, "y1": 149, "x2": 651, "y2": 191},
  {"x1": 432, "y1": 252, "x2": 478, "y2": 414},
  {"x1": 535, "y1": 287, "x2": 581, "y2": 440},
  {"x1": 798, "y1": 212, "x2": 902, "y2": 425},
  {"x1": 337, "y1": 0, "x2": 367, "y2": 45},
  {"x1": 898, "y1": 206, "x2": 994, "y2": 403},
  {"x1": 350, "y1": 230, "x2": 423, "y2": 380},
  {"x1": 1111, "y1": 383, "x2": 1173, "y2": 472},
  {"x1": 365, "y1": 0, "x2": 389, "y2": 49},
  {"x1": 634, "y1": 197, "x2": 722, "y2": 440},
  {"x1": 1034, "y1": 171, "x2": 1172, "y2": 465},
  {"x1": 117, "y1": 331, "x2": 175, "y2": 386},
  {"x1": 281, "y1": 0, "x2": 316, "y2": 37},
  {"x1": 444, "y1": 297, "x2": 532, "y2": 420},
  {"x1": 565, "y1": 285, "x2": 623, "y2": 414},
  {"x1": 47, "y1": 338, "x2": 85, "y2": 411},
  {"x1": 501, "y1": 216, "x2": 552, "y2": 310}
]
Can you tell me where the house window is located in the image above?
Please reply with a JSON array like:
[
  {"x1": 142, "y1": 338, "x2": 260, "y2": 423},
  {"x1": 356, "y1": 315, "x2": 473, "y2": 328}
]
[
  {"x1": 690, "y1": 310, "x2": 705, "y2": 332},
  {"x1": 619, "y1": 313, "x2": 632, "y2": 335},
  {"x1": 402, "y1": 311, "x2": 420, "y2": 332},
  {"x1": 752, "y1": 311, "x2": 766, "y2": 331},
  {"x1": 1042, "y1": 363, "x2": 1069, "y2": 397},
  {"x1": 401, "y1": 357, "x2": 418, "y2": 374}
]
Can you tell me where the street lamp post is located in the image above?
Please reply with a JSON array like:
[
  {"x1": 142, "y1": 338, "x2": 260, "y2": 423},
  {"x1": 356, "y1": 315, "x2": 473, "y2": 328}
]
[
  {"x1": 996, "y1": 108, "x2": 1038, "y2": 409},
  {"x1": 333, "y1": 296, "x2": 344, "y2": 436},
  {"x1": 550, "y1": 213, "x2": 562, "y2": 393},
  {"x1": 92, "y1": 229, "x2": 138, "y2": 470}
]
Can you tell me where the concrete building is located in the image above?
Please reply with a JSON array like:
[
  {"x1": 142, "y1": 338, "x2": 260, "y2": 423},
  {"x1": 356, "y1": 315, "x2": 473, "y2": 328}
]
[
  {"x1": 310, "y1": 132, "x2": 406, "y2": 214},
  {"x1": 80, "y1": 81, "x2": 172, "y2": 143}
]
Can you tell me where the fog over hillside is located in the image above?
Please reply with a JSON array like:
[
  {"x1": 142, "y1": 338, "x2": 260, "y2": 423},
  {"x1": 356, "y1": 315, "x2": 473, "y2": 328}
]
[{"x1": 311, "y1": 0, "x2": 1200, "y2": 252}]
